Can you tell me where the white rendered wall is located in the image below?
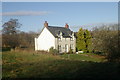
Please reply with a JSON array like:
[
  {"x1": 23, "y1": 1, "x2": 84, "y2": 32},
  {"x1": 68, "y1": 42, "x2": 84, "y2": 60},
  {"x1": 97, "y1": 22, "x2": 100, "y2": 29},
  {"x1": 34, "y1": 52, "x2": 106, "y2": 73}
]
[
  {"x1": 55, "y1": 35, "x2": 76, "y2": 53},
  {"x1": 34, "y1": 38, "x2": 38, "y2": 50},
  {"x1": 35, "y1": 27, "x2": 55, "y2": 51}
]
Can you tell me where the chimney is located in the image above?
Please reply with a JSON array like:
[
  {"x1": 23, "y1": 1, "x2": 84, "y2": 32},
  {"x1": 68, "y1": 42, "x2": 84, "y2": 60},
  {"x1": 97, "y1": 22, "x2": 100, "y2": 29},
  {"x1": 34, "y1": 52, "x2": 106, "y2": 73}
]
[
  {"x1": 65, "y1": 23, "x2": 69, "y2": 28},
  {"x1": 44, "y1": 21, "x2": 48, "y2": 27}
]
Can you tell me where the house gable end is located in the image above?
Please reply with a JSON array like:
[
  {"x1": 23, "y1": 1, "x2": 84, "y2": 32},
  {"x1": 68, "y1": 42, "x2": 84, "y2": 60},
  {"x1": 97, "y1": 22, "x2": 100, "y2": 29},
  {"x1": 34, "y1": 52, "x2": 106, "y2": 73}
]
[
  {"x1": 36, "y1": 27, "x2": 55, "y2": 51},
  {"x1": 37, "y1": 27, "x2": 55, "y2": 39}
]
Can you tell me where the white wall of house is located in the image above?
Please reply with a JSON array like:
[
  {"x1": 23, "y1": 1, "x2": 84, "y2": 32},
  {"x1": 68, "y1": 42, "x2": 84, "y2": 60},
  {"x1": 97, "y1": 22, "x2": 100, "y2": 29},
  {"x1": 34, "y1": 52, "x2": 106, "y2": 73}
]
[
  {"x1": 35, "y1": 27, "x2": 55, "y2": 51},
  {"x1": 34, "y1": 37, "x2": 38, "y2": 50}
]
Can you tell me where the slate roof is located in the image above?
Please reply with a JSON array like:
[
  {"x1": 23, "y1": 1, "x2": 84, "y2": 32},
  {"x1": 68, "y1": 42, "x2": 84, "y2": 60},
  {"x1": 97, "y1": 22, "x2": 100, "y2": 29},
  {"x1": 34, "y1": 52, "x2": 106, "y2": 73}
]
[{"x1": 47, "y1": 26, "x2": 73, "y2": 38}]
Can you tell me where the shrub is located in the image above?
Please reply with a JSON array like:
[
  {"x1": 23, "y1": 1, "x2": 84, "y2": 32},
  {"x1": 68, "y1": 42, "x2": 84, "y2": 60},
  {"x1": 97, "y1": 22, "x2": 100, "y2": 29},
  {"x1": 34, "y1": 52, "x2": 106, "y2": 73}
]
[
  {"x1": 2, "y1": 47, "x2": 11, "y2": 52},
  {"x1": 94, "y1": 51, "x2": 105, "y2": 56},
  {"x1": 68, "y1": 49, "x2": 73, "y2": 54},
  {"x1": 49, "y1": 47, "x2": 58, "y2": 55}
]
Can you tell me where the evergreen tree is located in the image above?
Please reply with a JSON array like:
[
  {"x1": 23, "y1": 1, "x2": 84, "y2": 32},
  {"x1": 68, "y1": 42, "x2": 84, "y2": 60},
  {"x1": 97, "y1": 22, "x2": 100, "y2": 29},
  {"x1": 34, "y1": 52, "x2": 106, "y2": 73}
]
[
  {"x1": 76, "y1": 28, "x2": 92, "y2": 53},
  {"x1": 84, "y1": 29, "x2": 92, "y2": 52},
  {"x1": 76, "y1": 28, "x2": 86, "y2": 51}
]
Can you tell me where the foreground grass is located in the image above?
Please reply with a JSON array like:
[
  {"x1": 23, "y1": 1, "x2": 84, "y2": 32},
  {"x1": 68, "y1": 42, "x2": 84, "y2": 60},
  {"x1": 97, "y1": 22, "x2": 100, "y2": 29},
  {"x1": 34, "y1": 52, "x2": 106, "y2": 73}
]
[{"x1": 2, "y1": 51, "x2": 120, "y2": 79}]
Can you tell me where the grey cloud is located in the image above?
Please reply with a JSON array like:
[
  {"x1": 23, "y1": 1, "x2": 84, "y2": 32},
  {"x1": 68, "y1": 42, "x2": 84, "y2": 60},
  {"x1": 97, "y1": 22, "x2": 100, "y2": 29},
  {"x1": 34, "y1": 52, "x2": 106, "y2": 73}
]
[{"x1": 2, "y1": 11, "x2": 50, "y2": 16}]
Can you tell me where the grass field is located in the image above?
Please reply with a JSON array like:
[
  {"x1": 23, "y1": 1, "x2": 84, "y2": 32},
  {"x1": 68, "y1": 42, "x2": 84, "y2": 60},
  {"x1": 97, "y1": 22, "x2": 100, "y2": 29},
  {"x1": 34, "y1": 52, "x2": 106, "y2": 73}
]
[
  {"x1": 2, "y1": 51, "x2": 120, "y2": 79},
  {"x1": 60, "y1": 53, "x2": 105, "y2": 62}
]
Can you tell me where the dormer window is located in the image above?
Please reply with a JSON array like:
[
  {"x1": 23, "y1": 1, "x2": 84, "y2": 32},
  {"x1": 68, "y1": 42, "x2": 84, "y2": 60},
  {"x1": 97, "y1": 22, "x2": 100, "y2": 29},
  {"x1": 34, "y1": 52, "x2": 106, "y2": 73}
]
[
  {"x1": 58, "y1": 37, "x2": 61, "y2": 41},
  {"x1": 70, "y1": 37, "x2": 73, "y2": 41},
  {"x1": 58, "y1": 31, "x2": 61, "y2": 35},
  {"x1": 57, "y1": 30, "x2": 63, "y2": 37},
  {"x1": 72, "y1": 32, "x2": 74, "y2": 36},
  {"x1": 60, "y1": 31, "x2": 63, "y2": 36}
]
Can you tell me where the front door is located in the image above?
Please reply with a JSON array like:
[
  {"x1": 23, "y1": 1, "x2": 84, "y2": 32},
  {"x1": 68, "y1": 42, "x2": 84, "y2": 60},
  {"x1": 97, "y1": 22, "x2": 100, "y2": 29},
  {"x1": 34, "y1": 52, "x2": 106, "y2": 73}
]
[
  {"x1": 66, "y1": 45, "x2": 68, "y2": 52},
  {"x1": 65, "y1": 44, "x2": 69, "y2": 52}
]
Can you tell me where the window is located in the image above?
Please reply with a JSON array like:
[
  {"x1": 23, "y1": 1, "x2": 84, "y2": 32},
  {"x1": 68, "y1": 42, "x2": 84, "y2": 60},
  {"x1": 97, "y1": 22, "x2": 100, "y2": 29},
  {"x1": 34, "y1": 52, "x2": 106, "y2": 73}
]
[
  {"x1": 65, "y1": 44, "x2": 68, "y2": 52},
  {"x1": 70, "y1": 44, "x2": 73, "y2": 50},
  {"x1": 58, "y1": 37, "x2": 61, "y2": 41},
  {"x1": 70, "y1": 37, "x2": 73, "y2": 41},
  {"x1": 58, "y1": 45, "x2": 61, "y2": 53}
]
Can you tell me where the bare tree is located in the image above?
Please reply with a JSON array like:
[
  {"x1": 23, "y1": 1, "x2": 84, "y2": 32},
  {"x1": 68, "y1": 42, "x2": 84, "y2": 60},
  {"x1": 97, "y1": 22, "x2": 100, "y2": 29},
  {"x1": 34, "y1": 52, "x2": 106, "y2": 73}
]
[
  {"x1": 92, "y1": 24, "x2": 119, "y2": 62},
  {"x1": 2, "y1": 19, "x2": 21, "y2": 34},
  {"x1": 2, "y1": 19, "x2": 21, "y2": 49}
]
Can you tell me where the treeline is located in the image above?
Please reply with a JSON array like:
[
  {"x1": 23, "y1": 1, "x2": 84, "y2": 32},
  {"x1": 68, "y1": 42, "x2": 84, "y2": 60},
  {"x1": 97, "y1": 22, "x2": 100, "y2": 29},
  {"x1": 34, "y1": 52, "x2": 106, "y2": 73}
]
[
  {"x1": 76, "y1": 24, "x2": 119, "y2": 62},
  {"x1": 2, "y1": 19, "x2": 38, "y2": 51},
  {"x1": 2, "y1": 32, "x2": 37, "y2": 49},
  {"x1": 91, "y1": 24, "x2": 119, "y2": 62}
]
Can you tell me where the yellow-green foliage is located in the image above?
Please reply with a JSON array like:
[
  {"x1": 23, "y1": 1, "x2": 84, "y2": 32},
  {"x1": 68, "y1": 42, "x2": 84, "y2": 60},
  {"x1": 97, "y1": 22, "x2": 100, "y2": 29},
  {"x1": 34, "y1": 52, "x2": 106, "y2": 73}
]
[
  {"x1": 76, "y1": 28, "x2": 92, "y2": 52},
  {"x1": 76, "y1": 28, "x2": 86, "y2": 51}
]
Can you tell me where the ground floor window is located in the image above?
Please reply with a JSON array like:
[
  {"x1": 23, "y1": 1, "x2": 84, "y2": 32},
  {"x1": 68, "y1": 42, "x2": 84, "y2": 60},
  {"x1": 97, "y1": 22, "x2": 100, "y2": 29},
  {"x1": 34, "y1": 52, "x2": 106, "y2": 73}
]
[
  {"x1": 70, "y1": 44, "x2": 73, "y2": 50},
  {"x1": 58, "y1": 45, "x2": 61, "y2": 53},
  {"x1": 65, "y1": 44, "x2": 68, "y2": 52}
]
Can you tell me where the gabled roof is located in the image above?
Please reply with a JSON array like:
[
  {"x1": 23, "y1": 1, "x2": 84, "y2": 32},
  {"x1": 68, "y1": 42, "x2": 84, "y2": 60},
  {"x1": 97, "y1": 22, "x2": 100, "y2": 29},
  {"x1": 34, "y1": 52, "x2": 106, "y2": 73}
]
[{"x1": 47, "y1": 26, "x2": 73, "y2": 38}]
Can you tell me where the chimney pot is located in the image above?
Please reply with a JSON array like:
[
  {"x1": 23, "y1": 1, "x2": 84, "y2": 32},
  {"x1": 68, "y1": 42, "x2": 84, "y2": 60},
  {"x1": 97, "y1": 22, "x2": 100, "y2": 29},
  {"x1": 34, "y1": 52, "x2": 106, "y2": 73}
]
[
  {"x1": 44, "y1": 21, "x2": 48, "y2": 27},
  {"x1": 65, "y1": 23, "x2": 69, "y2": 28}
]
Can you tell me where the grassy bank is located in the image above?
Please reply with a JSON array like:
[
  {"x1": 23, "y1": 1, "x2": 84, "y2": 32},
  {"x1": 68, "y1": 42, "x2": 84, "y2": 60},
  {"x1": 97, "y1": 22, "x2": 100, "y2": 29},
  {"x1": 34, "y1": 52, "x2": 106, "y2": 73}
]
[{"x1": 2, "y1": 51, "x2": 120, "y2": 79}]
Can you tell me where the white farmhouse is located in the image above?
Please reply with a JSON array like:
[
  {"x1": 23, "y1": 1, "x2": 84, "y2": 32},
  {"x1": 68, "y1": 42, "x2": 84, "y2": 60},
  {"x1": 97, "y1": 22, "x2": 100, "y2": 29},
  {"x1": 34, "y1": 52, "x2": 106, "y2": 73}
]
[{"x1": 35, "y1": 21, "x2": 76, "y2": 53}]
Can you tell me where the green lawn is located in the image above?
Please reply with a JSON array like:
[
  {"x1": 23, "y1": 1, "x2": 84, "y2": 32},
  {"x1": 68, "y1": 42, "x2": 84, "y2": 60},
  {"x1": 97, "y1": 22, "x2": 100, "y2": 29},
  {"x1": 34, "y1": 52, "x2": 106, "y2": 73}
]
[
  {"x1": 2, "y1": 51, "x2": 120, "y2": 79},
  {"x1": 60, "y1": 53, "x2": 105, "y2": 62}
]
